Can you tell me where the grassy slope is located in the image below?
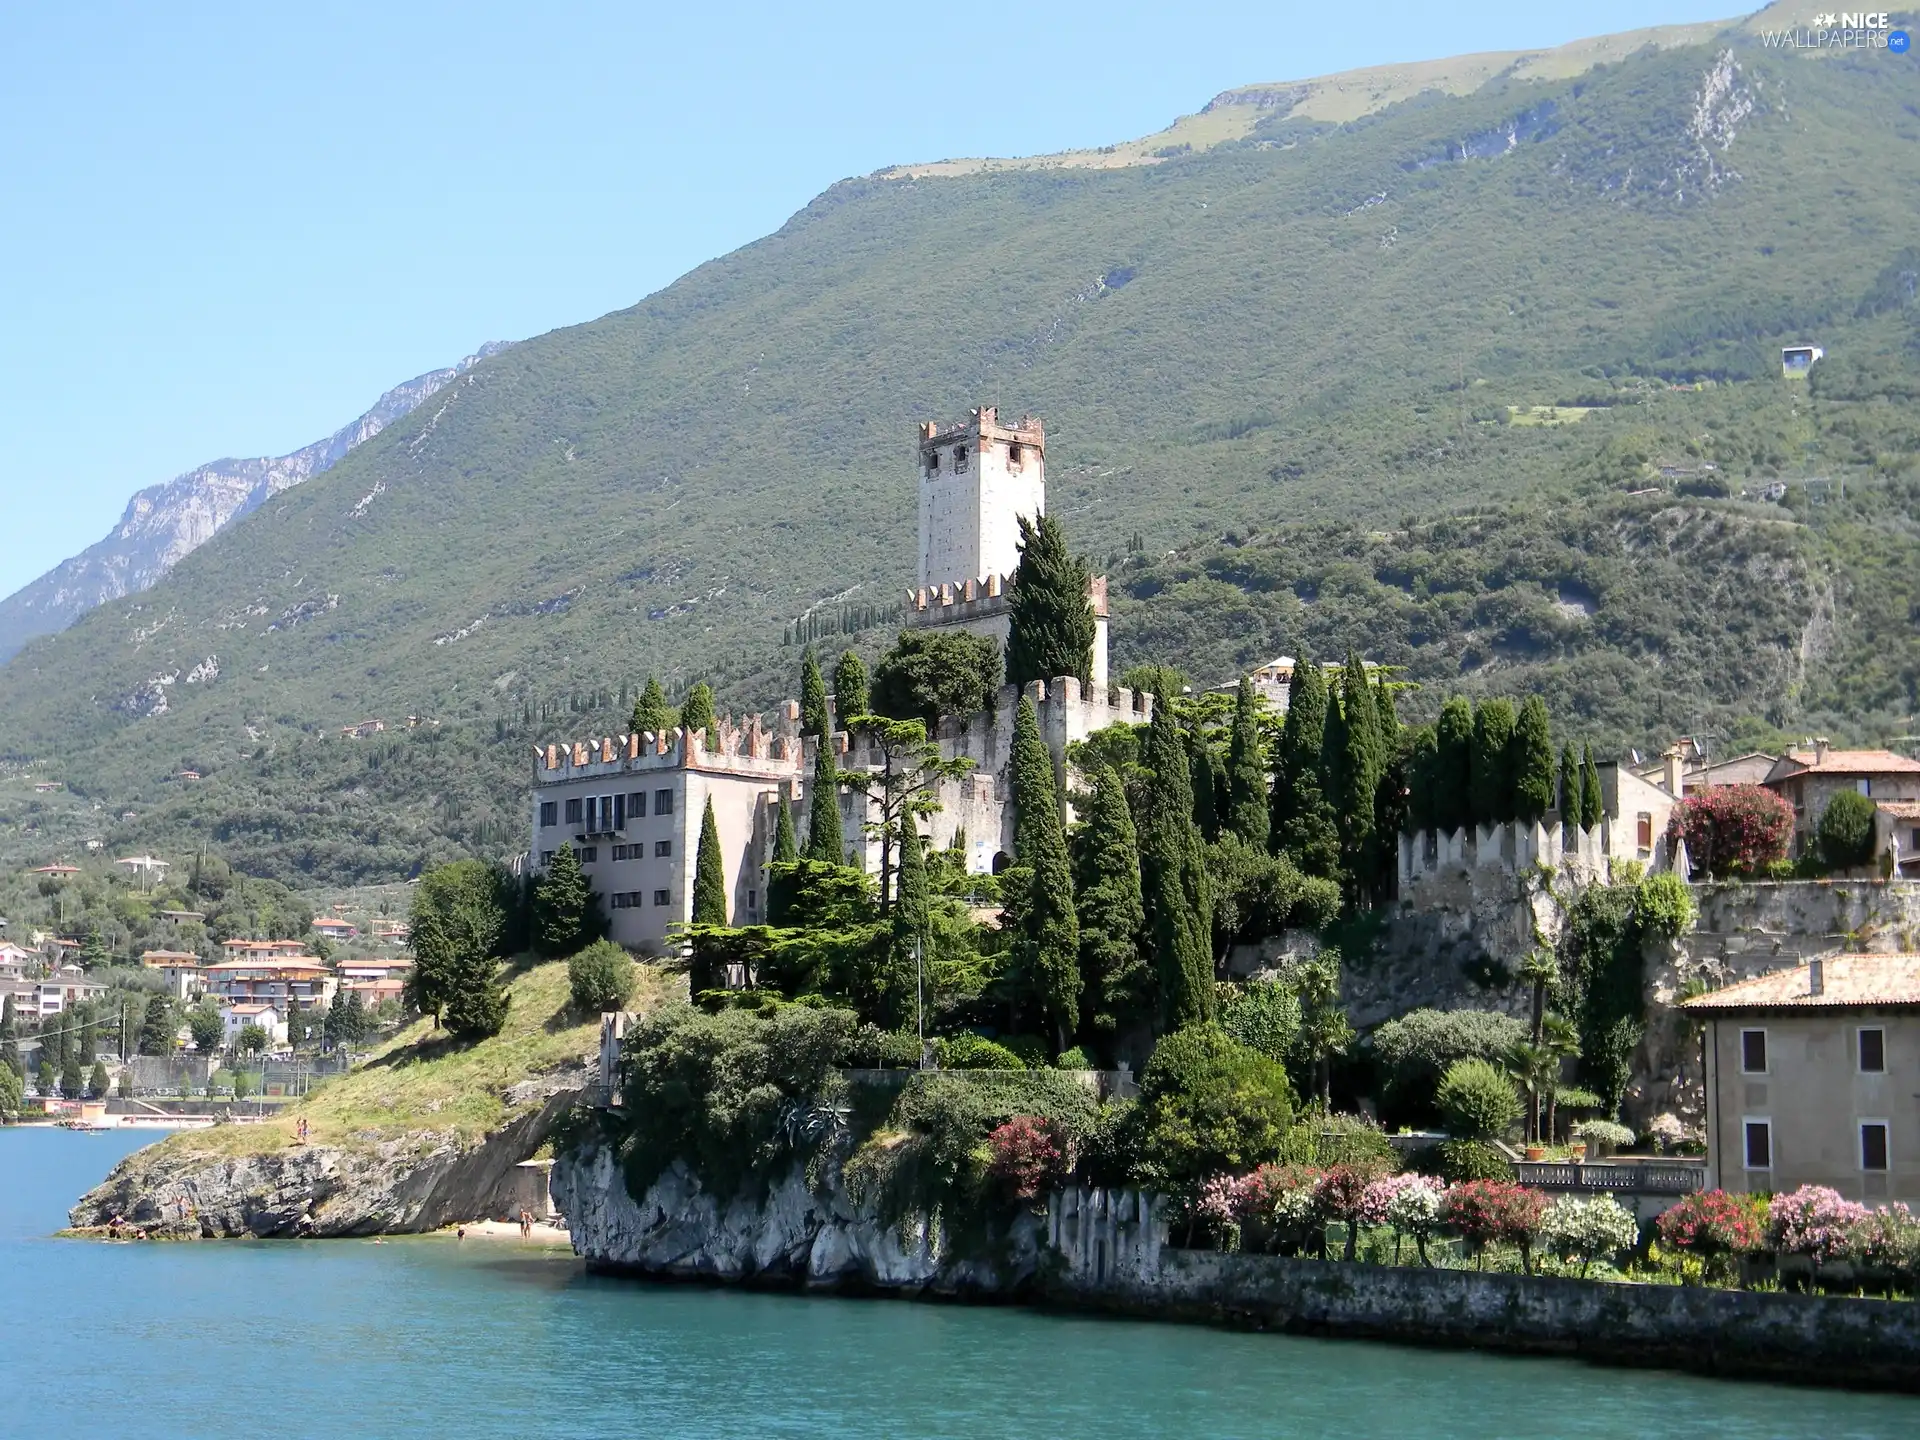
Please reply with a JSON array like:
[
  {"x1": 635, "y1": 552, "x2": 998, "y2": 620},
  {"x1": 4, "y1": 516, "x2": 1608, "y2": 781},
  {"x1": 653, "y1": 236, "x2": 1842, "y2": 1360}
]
[{"x1": 1, "y1": 25, "x2": 1918, "y2": 882}]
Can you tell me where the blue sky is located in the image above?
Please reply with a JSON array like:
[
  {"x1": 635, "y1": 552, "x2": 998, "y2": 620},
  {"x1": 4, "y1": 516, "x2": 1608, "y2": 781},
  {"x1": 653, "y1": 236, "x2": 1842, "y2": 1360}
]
[{"x1": 0, "y1": 0, "x2": 1745, "y2": 599}]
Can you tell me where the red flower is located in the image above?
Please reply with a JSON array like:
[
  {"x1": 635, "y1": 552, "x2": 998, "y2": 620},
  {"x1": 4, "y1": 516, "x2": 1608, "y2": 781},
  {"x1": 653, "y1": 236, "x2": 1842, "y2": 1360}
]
[{"x1": 986, "y1": 1116, "x2": 1067, "y2": 1201}]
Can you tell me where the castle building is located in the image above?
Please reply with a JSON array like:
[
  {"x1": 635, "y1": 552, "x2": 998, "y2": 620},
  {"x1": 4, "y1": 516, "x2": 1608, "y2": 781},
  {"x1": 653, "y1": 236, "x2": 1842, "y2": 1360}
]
[{"x1": 528, "y1": 407, "x2": 1142, "y2": 954}]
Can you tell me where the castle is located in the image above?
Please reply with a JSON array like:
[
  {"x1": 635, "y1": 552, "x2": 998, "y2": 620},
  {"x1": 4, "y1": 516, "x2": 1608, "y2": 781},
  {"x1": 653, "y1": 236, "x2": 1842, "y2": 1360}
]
[{"x1": 528, "y1": 408, "x2": 1141, "y2": 955}]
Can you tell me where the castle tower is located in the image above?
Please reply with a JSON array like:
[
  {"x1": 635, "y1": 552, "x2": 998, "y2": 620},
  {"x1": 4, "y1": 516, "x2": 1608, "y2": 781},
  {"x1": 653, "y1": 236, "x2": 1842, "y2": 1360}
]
[{"x1": 916, "y1": 406, "x2": 1045, "y2": 588}]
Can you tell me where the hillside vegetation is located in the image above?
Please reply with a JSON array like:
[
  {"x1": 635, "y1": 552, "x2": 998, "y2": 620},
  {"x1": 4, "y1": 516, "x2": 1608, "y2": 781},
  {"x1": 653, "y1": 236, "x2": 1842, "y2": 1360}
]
[{"x1": 4, "y1": 21, "x2": 1920, "y2": 884}]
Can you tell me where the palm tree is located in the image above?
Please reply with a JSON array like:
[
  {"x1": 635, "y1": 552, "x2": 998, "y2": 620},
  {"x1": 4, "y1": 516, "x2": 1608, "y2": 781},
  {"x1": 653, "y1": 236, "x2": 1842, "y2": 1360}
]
[
  {"x1": 1505, "y1": 1039, "x2": 1558, "y2": 1145},
  {"x1": 1541, "y1": 1013, "x2": 1582, "y2": 1144},
  {"x1": 1517, "y1": 947, "x2": 1559, "y2": 1139}
]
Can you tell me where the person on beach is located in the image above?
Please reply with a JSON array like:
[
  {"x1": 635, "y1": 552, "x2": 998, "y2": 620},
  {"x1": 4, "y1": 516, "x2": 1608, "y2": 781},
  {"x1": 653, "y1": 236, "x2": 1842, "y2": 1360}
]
[{"x1": 519, "y1": 1209, "x2": 532, "y2": 1237}]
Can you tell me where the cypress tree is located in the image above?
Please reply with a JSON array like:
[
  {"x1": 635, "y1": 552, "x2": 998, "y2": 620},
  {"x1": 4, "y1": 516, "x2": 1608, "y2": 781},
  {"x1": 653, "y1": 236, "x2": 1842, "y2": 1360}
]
[
  {"x1": 88, "y1": 1059, "x2": 110, "y2": 1100},
  {"x1": 61, "y1": 1034, "x2": 84, "y2": 1099},
  {"x1": 1071, "y1": 758, "x2": 1149, "y2": 1057},
  {"x1": 693, "y1": 798, "x2": 727, "y2": 925},
  {"x1": 1581, "y1": 743, "x2": 1605, "y2": 828},
  {"x1": 1405, "y1": 724, "x2": 1439, "y2": 833},
  {"x1": 137, "y1": 995, "x2": 174, "y2": 1057},
  {"x1": 1511, "y1": 696, "x2": 1556, "y2": 824},
  {"x1": 1371, "y1": 677, "x2": 1410, "y2": 894},
  {"x1": 1470, "y1": 698, "x2": 1517, "y2": 826},
  {"x1": 1432, "y1": 697, "x2": 1475, "y2": 833},
  {"x1": 680, "y1": 683, "x2": 719, "y2": 751},
  {"x1": 1327, "y1": 652, "x2": 1383, "y2": 907},
  {"x1": 1187, "y1": 717, "x2": 1223, "y2": 843},
  {"x1": 1269, "y1": 653, "x2": 1340, "y2": 878},
  {"x1": 832, "y1": 650, "x2": 869, "y2": 723},
  {"x1": 799, "y1": 648, "x2": 830, "y2": 739},
  {"x1": 1, "y1": 994, "x2": 20, "y2": 1080},
  {"x1": 887, "y1": 822, "x2": 930, "y2": 1032},
  {"x1": 767, "y1": 795, "x2": 799, "y2": 925},
  {"x1": 1139, "y1": 690, "x2": 1214, "y2": 1031},
  {"x1": 531, "y1": 845, "x2": 599, "y2": 958},
  {"x1": 1559, "y1": 743, "x2": 1584, "y2": 828},
  {"x1": 1225, "y1": 675, "x2": 1270, "y2": 849},
  {"x1": 630, "y1": 676, "x2": 676, "y2": 735},
  {"x1": 78, "y1": 1017, "x2": 96, "y2": 1066},
  {"x1": 1009, "y1": 695, "x2": 1080, "y2": 1048},
  {"x1": 1005, "y1": 513, "x2": 1096, "y2": 687},
  {"x1": 805, "y1": 745, "x2": 844, "y2": 862}
]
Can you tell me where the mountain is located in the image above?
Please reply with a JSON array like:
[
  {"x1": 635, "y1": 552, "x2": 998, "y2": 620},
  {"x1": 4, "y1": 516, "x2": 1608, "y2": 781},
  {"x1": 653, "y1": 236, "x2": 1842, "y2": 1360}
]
[
  {"x1": 4, "y1": 4, "x2": 1920, "y2": 885},
  {"x1": 0, "y1": 343, "x2": 511, "y2": 662}
]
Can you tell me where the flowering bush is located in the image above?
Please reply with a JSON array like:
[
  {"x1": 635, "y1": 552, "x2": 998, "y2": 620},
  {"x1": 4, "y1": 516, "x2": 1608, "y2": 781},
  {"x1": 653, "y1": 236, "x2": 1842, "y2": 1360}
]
[
  {"x1": 1364, "y1": 1173, "x2": 1446, "y2": 1264},
  {"x1": 1655, "y1": 1190, "x2": 1765, "y2": 1260},
  {"x1": 1537, "y1": 1194, "x2": 1640, "y2": 1275},
  {"x1": 1847, "y1": 1204, "x2": 1920, "y2": 1283},
  {"x1": 1671, "y1": 785, "x2": 1793, "y2": 878},
  {"x1": 1442, "y1": 1180, "x2": 1547, "y2": 1270},
  {"x1": 1189, "y1": 1173, "x2": 1246, "y2": 1233},
  {"x1": 1312, "y1": 1161, "x2": 1393, "y2": 1260},
  {"x1": 1768, "y1": 1185, "x2": 1872, "y2": 1265},
  {"x1": 1238, "y1": 1163, "x2": 1321, "y2": 1254},
  {"x1": 986, "y1": 1116, "x2": 1067, "y2": 1202}
]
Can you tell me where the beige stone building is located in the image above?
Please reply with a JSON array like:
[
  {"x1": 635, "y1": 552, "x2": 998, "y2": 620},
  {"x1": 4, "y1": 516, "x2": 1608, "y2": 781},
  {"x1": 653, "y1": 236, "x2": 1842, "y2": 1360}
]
[
  {"x1": 1685, "y1": 954, "x2": 1920, "y2": 1204},
  {"x1": 1763, "y1": 744, "x2": 1920, "y2": 859}
]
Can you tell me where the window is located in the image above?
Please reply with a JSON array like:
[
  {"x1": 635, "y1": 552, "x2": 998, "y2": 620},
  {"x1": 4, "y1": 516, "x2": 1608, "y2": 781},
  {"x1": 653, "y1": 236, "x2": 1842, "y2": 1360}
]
[
  {"x1": 1911, "y1": 827, "x2": 1920, "y2": 852},
  {"x1": 1857, "y1": 778, "x2": 1872, "y2": 797},
  {"x1": 1740, "y1": 1028, "x2": 1768, "y2": 1074},
  {"x1": 747, "y1": 889, "x2": 757, "y2": 911},
  {"x1": 629, "y1": 791, "x2": 647, "y2": 818},
  {"x1": 1861, "y1": 1122, "x2": 1890, "y2": 1172},
  {"x1": 954, "y1": 444, "x2": 968, "y2": 473},
  {"x1": 925, "y1": 451, "x2": 939, "y2": 477},
  {"x1": 563, "y1": 798, "x2": 583, "y2": 825},
  {"x1": 574, "y1": 846, "x2": 597, "y2": 863},
  {"x1": 540, "y1": 851, "x2": 554, "y2": 865},
  {"x1": 1635, "y1": 813, "x2": 1653, "y2": 857},
  {"x1": 614, "y1": 792, "x2": 627, "y2": 828},
  {"x1": 652, "y1": 890, "x2": 670, "y2": 907},
  {"x1": 1860, "y1": 1027, "x2": 1886, "y2": 1073},
  {"x1": 655, "y1": 789, "x2": 674, "y2": 816},
  {"x1": 655, "y1": 839, "x2": 672, "y2": 858},
  {"x1": 538, "y1": 801, "x2": 557, "y2": 828},
  {"x1": 1743, "y1": 1119, "x2": 1772, "y2": 1170},
  {"x1": 1007, "y1": 442, "x2": 1023, "y2": 468},
  {"x1": 611, "y1": 844, "x2": 627, "y2": 861}
]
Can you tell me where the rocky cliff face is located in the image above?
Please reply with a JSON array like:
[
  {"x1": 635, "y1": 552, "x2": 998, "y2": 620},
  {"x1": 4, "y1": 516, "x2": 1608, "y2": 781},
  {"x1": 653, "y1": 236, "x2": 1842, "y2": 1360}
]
[
  {"x1": 0, "y1": 342, "x2": 510, "y2": 663},
  {"x1": 68, "y1": 1069, "x2": 578, "y2": 1238},
  {"x1": 553, "y1": 1142, "x2": 1040, "y2": 1294}
]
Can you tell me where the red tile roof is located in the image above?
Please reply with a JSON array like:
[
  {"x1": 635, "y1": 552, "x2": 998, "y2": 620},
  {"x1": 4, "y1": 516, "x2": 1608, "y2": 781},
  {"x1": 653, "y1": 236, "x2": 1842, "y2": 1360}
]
[
  {"x1": 1681, "y1": 954, "x2": 1920, "y2": 1012},
  {"x1": 1774, "y1": 748, "x2": 1920, "y2": 777}
]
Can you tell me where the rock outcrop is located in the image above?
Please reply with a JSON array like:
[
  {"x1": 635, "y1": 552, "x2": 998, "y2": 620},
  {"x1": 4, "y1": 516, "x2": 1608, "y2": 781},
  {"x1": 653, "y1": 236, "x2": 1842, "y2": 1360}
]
[
  {"x1": 69, "y1": 1069, "x2": 582, "y2": 1238},
  {"x1": 553, "y1": 1141, "x2": 1040, "y2": 1294}
]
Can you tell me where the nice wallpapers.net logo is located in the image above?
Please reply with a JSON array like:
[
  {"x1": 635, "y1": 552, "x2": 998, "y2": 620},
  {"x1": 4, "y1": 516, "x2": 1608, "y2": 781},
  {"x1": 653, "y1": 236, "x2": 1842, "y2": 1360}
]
[{"x1": 1759, "y1": 11, "x2": 1912, "y2": 50}]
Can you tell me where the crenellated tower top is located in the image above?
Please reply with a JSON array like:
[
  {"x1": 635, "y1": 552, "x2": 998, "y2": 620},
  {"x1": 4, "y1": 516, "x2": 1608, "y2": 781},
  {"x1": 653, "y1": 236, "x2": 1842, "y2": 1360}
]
[{"x1": 916, "y1": 406, "x2": 1046, "y2": 590}]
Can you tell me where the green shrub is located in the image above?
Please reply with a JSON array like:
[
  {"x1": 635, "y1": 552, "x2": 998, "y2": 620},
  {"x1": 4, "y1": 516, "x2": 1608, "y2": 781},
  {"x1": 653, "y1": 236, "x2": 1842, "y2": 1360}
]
[
  {"x1": 1634, "y1": 872, "x2": 1696, "y2": 940},
  {"x1": 1129, "y1": 1025, "x2": 1294, "y2": 1192},
  {"x1": 997, "y1": 1034, "x2": 1050, "y2": 1068},
  {"x1": 1816, "y1": 790, "x2": 1879, "y2": 871},
  {"x1": 938, "y1": 1034, "x2": 1025, "y2": 1070},
  {"x1": 1435, "y1": 1057, "x2": 1522, "y2": 1140},
  {"x1": 1274, "y1": 1111, "x2": 1397, "y2": 1169},
  {"x1": 1435, "y1": 1138, "x2": 1513, "y2": 1182},
  {"x1": 837, "y1": 1024, "x2": 922, "y2": 1069},
  {"x1": 1219, "y1": 979, "x2": 1302, "y2": 1064},
  {"x1": 1054, "y1": 1045, "x2": 1094, "y2": 1070},
  {"x1": 1371, "y1": 1009, "x2": 1526, "y2": 1124},
  {"x1": 567, "y1": 939, "x2": 637, "y2": 1015}
]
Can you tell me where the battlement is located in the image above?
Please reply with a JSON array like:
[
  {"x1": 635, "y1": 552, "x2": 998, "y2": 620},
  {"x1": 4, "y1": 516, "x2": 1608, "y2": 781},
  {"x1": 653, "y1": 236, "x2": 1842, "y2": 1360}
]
[
  {"x1": 918, "y1": 405, "x2": 1044, "y2": 456},
  {"x1": 1396, "y1": 819, "x2": 1661, "y2": 894},
  {"x1": 532, "y1": 714, "x2": 805, "y2": 785},
  {"x1": 904, "y1": 572, "x2": 1108, "y2": 620}
]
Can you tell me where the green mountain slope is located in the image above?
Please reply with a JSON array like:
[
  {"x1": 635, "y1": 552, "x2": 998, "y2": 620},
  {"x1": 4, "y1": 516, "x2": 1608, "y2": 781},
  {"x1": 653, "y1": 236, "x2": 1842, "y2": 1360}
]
[{"x1": 5, "y1": 16, "x2": 1920, "y2": 885}]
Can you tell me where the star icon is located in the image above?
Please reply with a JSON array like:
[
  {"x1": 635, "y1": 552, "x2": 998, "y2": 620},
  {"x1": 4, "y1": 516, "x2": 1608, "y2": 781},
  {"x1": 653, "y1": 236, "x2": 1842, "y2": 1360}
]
[{"x1": 1812, "y1": 11, "x2": 1836, "y2": 25}]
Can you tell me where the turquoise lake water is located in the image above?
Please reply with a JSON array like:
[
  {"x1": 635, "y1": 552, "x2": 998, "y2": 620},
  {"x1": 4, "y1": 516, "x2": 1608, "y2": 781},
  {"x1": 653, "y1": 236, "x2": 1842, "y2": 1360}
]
[{"x1": 5, "y1": 1127, "x2": 1920, "y2": 1439}]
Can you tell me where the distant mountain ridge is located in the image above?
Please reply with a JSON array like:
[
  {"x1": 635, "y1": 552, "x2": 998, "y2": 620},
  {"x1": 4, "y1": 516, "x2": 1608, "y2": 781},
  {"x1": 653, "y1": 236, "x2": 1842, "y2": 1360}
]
[{"x1": 0, "y1": 341, "x2": 511, "y2": 661}]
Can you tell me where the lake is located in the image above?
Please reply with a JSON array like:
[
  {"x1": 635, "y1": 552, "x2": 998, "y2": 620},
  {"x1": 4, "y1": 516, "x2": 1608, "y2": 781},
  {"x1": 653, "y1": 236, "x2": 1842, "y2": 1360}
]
[{"x1": 4, "y1": 1127, "x2": 1919, "y2": 1439}]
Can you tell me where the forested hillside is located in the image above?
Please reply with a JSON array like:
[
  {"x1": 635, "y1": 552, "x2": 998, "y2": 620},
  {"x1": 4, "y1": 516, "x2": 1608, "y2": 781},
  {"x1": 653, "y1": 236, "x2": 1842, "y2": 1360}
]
[{"x1": 3, "y1": 13, "x2": 1919, "y2": 885}]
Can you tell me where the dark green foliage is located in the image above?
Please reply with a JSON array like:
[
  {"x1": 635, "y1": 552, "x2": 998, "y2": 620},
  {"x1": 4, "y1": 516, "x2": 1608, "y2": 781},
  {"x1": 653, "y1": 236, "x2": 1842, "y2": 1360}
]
[
  {"x1": 1816, "y1": 789, "x2": 1880, "y2": 871},
  {"x1": 1581, "y1": 744, "x2": 1604, "y2": 828},
  {"x1": 0, "y1": 1064, "x2": 20, "y2": 1121},
  {"x1": 631, "y1": 676, "x2": 676, "y2": 736},
  {"x1": 187, "y1": 1002, "x2": 223, "y2": 1054},
  {"x1": 136, "y1": 995, "x2": 173, "y2": 1056},
  {"x1": 1431, "y1": 698, "x2": 1475, "y2": 834},
  {"x1": 804, "y1": 746, "x2": 844, "y2": 862},
  {"x1": 1371, "y1": 1008, "x2": 1528, "y2": 1126},
  {"x1": 1224, "y1": 676, "x2": 1269, "y2": 849},
  {"x1": 1129, "y1": 1024, "x2": 1294, "y2": 1191},
  {"x1": 832, "y1": 650, "x2": 869, "y2": 726},
  {"x1": 80, "y1": 923, "x2": 109, "y2": 968},
  {"x1": 1185, "y1": 718, "x2": 1224, "y2": 844},
  {"x1": 412, "y1": 859, "x2": 514, "y2": 1033},
  {"x1": 1435, "y1": 1056, "x2": 1522, "y2": 1140},
  {"x1": 870, "y1": 630, "x2": 1002, "y2": 727},
  {"x1": 693, "y1": 798, "x2": 727, "y2": 926},
  {"x1": 1219, "y1": 980, "x2": 1301, "y2": 1064},
  {"x1": 1470, "y1": 699, "x2": 1517, "y2": 827},
  {"x1": 530, "y1": 845, "x2": 602, "y2": 959},
  {"x1": 1006, "y1": 696, "x2": 1079, "y2": 1046},
  {"x1": 324, "y1": 990, "x2": 377, "y2": 1048},
  {"x1": 617, "y1": 1004, "x2": 855, "y2": 1200},
  {"x1": 799, "y1": 649, "x2": 830, "y2": 740},
  {"x1": 61, "y1": 1040, "x2": 84, "y2": 1098},
  {"x1": 937, "y1": 1033, "x2": 1025, "y2": 1070},
  {"x1": 1326, "y1": 652, "x2": 1383, "y2": 907},
  {"x1": 1564, "y1": 877, "x2": 1662, "y2": 1116},
  {"x1": 1005, "y1": 513, "x2": 1096, "y2": 688},
  {"x1": 1433, "y1": 1138, "x2": 1514, "y2": 1183},
  {"x1": 1269, "y1": 653, "x2": 1339, "y2": 878},
  {"x1": 767, "y1": 796, "x2": 799, "y2": 925},
  {"x1": 679, "y1": 683, "x2": 719, "y2": 750},
  {"x1": 568, "y1": 938, "x2": 637, "y2": 1014},
  {"x1": 88, "y1": 1059, "x2": 110, "y2": 1100},
  {"x1": 1370, "y1": 679, "x2": 1409, "y2": 886},
  {"x1": 1205, "y1": 835, "x2": 1341, "y2": 960},
  {"x1": 1138, "y1": 692, "x2": 1214, "y2": 1031},
  {"x1": 886, "y1": 823, "x2": 929, "y2": 1032},
  {"x1": 1511, "y1": 696, "x2": 1556, "y2": 824},
  {"x1": 0, "y1": 994, "x2": 20, "y2": 1081},
  {"x1": 1070, "y1": 758, "x2": 1149, "y2": 1058},
  {"x1": 1404, "y1": 724, "x2": 1438, "y2": 833},
  {"x1": 1558, "y1": 743, "x2": 1584, "y2": 828}
]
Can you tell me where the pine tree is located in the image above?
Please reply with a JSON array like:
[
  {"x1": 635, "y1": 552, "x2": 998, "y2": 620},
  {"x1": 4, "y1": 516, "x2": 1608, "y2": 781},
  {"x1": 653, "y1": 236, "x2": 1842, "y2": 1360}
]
[
  {"x1": 1004, "y1": 513, "x2": 1096, "y2": 687},
  {"x1": 1225, "y1": 675, "x2": 1270, "y2": 849},
  {"x1": 1138, "y1": 689, "x2": 1214, "y2": 1031},
  {"x1": 680, "y1": 683, "x2": 719, "y2": 751},
  {"x1": 530, "y1": 846, "x2": 600, "y2": 958},
  {"x1": 630, "y1": 676, "x2": 676, "y2": 735},
  {"x1": 1558, "y1": 743, "x2": 1584, "y2": 828},
  {"x1": 832, "y1": 650, "x2": 869, "y2": 724},
  {"x1": 1510, "y1": 696, "x2": 1556, "y2": 823},
  {"x1": 799, "y1": 648, "x2": 830, "y2": 739},
  {"x1": 80, "y1": 923, "x2": 109, "y2": 968},
  {"x1": 1009, "y1": 695, "x2": 1080, "y2": 1048},
  {"x1": 1432, "y1": 696, "x2": 1475, "y2": 833},
  {"x1": 1269, "y1": 653, "x2": 1340, "y2": 878},
  {"x1": 767, "y1": 795, "x2": 799, "y2": 925},
  {"x1": 805, "y1": 744, "x2": 844, "y2": 862},
  {"x1": 1071, "y1": 758, "x2": 1149, "y2": 1058},
  {"x1": 415, "y1": 860, "x2": 519, "y2": 1035},
  {"x1": 443, "y1": 948, "x2": 510, "y2": 1040},
  {"x1": 693, "y1": 797, "x2": 727, "y2": 926},
  {"x1": 887, "y1": 821, "x2": 930, "y2": 1032},
  {"x1": 1326, "y1": 652, "x2": 1383, "y2": 908},
  {"x1": 1581, "y1": 743, "x2": 1605, "y2": 828},
  {"x1": 137, "y1": 995, "x2": 174, "y2": 1057},
  {"x1": 1470, "y1": 698, "x2": 1517, "y2": 826}
]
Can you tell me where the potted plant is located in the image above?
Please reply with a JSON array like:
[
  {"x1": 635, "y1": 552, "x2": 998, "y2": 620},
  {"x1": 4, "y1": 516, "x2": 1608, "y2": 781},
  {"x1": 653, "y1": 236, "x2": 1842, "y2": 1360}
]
[{"x1": 1572, "y1": 1119, "x2": 1635, "y2": 1160}]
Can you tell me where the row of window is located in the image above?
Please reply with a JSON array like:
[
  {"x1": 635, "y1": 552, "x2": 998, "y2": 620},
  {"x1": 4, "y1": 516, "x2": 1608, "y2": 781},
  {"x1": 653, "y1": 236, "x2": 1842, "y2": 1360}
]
[
  {"x1": 539, "y1": 789, "x2": 677, "y2": 830},
  {"x1": 609, "y1": 891, "x2": 673, "y2": 909},
  {"x1": 610, "y1": 841, "x2": 672, "y2": 860},
  {"x1": 1740, "y1": 1026, "x2": 1886, "y2": 1074},
  {"x1": 1743, "y1": 1117, "x2": 1891, "y2": 1173}
]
